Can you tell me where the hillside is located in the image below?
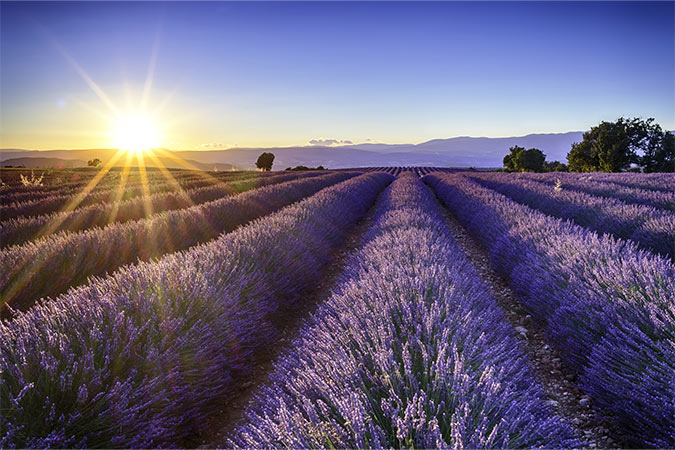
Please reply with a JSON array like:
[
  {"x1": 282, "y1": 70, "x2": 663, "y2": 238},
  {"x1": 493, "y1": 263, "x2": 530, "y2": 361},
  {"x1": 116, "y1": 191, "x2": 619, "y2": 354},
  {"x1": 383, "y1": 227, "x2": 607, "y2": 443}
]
[{"x1": 1, "y1": 131, "x2": 584, "y2": 169}]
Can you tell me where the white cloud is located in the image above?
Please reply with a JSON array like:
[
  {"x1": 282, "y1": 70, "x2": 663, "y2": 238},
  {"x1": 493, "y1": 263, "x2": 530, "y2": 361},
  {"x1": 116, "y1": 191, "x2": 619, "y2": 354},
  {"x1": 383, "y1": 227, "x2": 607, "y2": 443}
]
[
  {"x1": 200, "y1": 143, "x2": 226, "y2": 149},
  {"x1": 308, "y1": 138, "x2": 353, "y2": 146}
]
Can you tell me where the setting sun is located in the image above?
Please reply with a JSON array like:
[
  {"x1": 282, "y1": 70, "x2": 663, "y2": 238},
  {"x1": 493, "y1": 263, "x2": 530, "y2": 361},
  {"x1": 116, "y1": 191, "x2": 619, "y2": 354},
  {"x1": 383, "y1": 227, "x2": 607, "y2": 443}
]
[{"x1": 110, "y1": 113, "x2": 162, "y2": 153}]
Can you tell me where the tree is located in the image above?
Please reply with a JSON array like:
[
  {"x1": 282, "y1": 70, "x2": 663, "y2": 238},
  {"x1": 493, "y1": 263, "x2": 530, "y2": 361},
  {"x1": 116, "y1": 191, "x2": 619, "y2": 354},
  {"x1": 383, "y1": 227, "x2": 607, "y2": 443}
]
[
  {"x1": 255, "y1": 152, "x2": 275, "y2": 171},
  {"x1": 643, "y1": 131, "x2": 675, "y2": 173},
  {"x1": 503, "y1": 146, "x2": 546, "y2": 172},
  {"x1": 545, "y1": 161, "x2": 568, "y2": 172},
  {"x1": 567, "y1": 117, "x2": 672, "y2": 172},
  {"x1": 87, "y1": 158, "x2": 102, "y2": 168}
]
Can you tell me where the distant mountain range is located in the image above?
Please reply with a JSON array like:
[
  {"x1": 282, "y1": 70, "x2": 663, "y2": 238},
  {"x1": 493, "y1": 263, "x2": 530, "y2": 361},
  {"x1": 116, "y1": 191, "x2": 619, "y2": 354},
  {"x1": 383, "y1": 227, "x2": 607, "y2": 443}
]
[
  {"x1": 0, "y1": 152, "x2": 235, "y2": 172},
  {"x1": 1, "y1": 131, "x2": 584, "y2": 170}
]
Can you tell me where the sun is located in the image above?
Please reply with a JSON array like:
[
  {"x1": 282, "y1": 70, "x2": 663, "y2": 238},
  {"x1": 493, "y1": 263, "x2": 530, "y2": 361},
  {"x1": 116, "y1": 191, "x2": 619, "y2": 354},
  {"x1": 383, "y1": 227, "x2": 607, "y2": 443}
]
[{"x1": 110, "y1": 113, "x2": 162, "y2": 153}]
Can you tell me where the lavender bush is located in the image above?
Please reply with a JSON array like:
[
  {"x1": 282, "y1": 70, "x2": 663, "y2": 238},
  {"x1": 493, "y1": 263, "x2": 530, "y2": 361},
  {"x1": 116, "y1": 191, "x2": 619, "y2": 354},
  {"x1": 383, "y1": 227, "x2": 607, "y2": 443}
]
[
  {"x1": 577, "y1": 172, "x2": 675, "y2": 193},
  {"x1": 0, "y1": 172, "x2": 355, "y2": 312},
  {"x1": 0, "y1": 172, "x2": 392, "y2": 448},
  {"x1": 468, "y1": 173, "x2": 675, "y2": 260},
  {"x1": 0, "y1": 171, "x2": 319, "y2": 247},
  {"x1": 0, "y1": 170, "x2": 265, "y2": 219},
  {"x1": 231, "y1": 174, "x2": 579, "y2": 448},
  {"x1": 425, "y1": 172, "x2": 675, "y2": 448},
  {"x1": 520, "y1": 172, "x2": 675, "y2": 211}
]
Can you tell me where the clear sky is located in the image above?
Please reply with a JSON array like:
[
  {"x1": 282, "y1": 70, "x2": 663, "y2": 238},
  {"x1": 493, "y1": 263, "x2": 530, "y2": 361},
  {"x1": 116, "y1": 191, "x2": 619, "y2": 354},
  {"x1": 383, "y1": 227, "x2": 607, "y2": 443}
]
[{"x1": 1, "y1": 1, "x2": 673, "y2": 150}]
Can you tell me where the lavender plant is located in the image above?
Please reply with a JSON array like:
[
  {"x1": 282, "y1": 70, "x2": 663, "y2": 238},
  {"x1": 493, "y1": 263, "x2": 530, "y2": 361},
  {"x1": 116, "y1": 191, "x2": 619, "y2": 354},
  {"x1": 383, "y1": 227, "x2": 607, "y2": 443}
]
[
  {"x1": 576, "y1": 172, "x2": 675, "y2": 193},
  {"x1": 230, "y1": 174, "x2": 579, "y2": 448},
  {"x1": 0, "y1": 172, "x2": 392, "y2": 448},
  {"x1": 425, "y1": 172, "x2": 675, "y2": 447},
  {"x1": 0, "y1": 172, "x2": 356, "y2": 312},
  {"x1": 520, "y1": 172, "x2": 675, "y2": 211},
  {"x1": 0, "y1": 170, "x2": 267, "y2": 219},
  {"x1": 0, "y1": 171, "x2": 321, "y2": 248},
  {"x1": 468, "y1": 173, "x2": 675, "y2": 260}
]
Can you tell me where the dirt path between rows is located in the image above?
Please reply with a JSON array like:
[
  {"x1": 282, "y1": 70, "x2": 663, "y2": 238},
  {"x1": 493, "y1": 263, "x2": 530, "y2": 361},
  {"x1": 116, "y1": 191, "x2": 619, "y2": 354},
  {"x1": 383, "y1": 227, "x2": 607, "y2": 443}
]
[
  {"x1": 432, "y1": 189, "x2": 624, "y2": 449},
  {"x1": 193, "y1": 189, "x2": 385, "y2": 448}
]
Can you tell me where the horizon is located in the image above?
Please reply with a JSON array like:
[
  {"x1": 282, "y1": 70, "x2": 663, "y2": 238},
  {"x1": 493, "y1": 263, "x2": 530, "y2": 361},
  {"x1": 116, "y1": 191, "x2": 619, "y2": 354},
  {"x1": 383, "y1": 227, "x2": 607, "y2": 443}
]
[
  {"x1": 2, "y1": 129, "x2": 588, "y2": 152},
  {"x1": 1, "y1": 1, "x2": 673, "y2": 152}
]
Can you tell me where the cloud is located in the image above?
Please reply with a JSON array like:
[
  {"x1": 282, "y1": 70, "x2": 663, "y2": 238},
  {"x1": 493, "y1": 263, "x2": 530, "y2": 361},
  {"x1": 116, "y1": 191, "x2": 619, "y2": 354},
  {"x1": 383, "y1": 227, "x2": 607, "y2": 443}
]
[
  {"x1": 308, "y1": 138, "x2": 353, "y2": 146},
  {"x1": 200, "y1": 143, "x2": 226, "y2": 149}
]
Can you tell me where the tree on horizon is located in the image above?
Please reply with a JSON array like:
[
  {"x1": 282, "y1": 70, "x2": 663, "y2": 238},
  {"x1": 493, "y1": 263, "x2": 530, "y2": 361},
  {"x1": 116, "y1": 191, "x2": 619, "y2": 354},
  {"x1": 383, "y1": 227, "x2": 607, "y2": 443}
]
[{"x1": 255, "y1": 152, "x2": 275, "y2": 171}]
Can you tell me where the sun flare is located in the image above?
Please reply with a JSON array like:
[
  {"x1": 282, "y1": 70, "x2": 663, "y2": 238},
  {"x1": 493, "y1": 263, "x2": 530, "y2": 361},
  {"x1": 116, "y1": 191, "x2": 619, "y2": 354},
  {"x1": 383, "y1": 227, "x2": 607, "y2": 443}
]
[{"x1": 110, "y1": 113, "x2": 162, "y2": 153}]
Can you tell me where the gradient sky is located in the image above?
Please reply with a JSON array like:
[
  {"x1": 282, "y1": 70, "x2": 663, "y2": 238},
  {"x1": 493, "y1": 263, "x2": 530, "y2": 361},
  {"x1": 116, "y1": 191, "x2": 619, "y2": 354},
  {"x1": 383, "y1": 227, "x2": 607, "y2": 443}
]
[{"x1": 1, "y1": 1, "x2": 673, "y2": 150}]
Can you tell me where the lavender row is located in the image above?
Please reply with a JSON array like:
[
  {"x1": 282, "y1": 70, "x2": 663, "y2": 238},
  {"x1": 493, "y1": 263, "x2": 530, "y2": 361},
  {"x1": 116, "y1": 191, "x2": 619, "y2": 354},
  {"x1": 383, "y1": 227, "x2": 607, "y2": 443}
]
[
  {"x1": 0, "y1": 165, "x2": 253, "y2": 199},
  {"x1": 0, "y1": 171, "x2": 319, "y2": 248},
  {"x1": 231, "y1": 174, "x2": 578, "y2": 448},
  {"x1": 572, "y1": 171, "x2": 675, "y2": 193},
  {"x1": 0, "y1": 172, "x2": 392, "y2": 448},
  {"x1": 0, "y1": 168, "x2": 228, "y2": 204},
  {"x1": 520, "y1": 172, "x2": 675, "y2": 212},
  {"x1": 468, "y1": 173, "x2": 675, "y2": 260},
  {"x1": 0, "y1": 172, "x2": 356, "y2": 313},
  {"x1": 0, "y1": 170, "x2": 265, "y2": 220},
  {"x1": 425, "y1": 173, "x2": 675, "y2": 448}
]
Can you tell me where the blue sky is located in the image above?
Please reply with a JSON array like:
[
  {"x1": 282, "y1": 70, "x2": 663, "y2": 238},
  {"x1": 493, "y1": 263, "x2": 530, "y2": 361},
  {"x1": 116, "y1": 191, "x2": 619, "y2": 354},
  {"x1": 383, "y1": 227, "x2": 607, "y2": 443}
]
[{"x1": 1, "y1": 1, "x2": 673, "y2": 150}]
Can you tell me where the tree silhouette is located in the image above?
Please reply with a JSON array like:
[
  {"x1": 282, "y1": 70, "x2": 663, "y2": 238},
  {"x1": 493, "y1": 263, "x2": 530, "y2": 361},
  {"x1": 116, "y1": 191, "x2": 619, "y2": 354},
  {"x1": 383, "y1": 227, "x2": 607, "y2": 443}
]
[
  {"x1": 87, "y1": 158, "x2": 102, "y2": 168},
  {"x1": 255, "y1": 152, "x2": 275, "y2": 171}
]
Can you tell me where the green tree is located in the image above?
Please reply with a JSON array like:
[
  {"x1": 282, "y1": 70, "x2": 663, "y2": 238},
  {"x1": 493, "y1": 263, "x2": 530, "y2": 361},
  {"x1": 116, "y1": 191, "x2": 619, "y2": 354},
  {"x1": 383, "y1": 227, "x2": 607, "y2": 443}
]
[
  {"x1": 642, "y1": 131, "x2": 675, "y2": 173},
  {"x1": 567, "y1": 117, "x2": 671, "y2": 172},
  {"x1": 255, "y1": 152, "x2": 275, "y2": 171},
  {"x1": 503, "y1": 146, "x2": 546, "y2": 172},
  {"x1": 545, "y1": 161, "x2": 568, "y2": 172},
  {"x1": 87, "y1": 158, "x2": 102, "y2": 168}
]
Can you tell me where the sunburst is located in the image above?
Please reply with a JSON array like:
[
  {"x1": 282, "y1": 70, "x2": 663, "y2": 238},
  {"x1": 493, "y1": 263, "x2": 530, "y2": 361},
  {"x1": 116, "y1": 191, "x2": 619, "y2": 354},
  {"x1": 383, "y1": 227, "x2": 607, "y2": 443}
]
[{"x1": 110, "y1": 113, "x2": 162, "y2": 154}]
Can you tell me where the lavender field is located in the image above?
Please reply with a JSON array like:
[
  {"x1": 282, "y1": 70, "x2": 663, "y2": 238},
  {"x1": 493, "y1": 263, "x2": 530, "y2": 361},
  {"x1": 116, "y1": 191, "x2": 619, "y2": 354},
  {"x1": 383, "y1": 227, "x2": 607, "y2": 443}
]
[{"x1": 0, "y1": 167, "x2": 673, "y2": 448}]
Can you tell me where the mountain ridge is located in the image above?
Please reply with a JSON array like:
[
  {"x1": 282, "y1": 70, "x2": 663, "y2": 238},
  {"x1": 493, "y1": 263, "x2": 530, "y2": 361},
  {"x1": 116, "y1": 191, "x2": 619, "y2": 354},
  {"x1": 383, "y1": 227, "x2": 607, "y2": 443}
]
[{"x1": 1, "y1": 131, "x2": 584, "y2": 169}]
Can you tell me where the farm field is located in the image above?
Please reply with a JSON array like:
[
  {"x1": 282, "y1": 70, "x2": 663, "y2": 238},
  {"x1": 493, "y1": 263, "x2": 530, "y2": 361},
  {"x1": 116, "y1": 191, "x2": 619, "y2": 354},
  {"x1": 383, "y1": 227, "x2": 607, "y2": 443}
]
[{"x1": 0, "y1": 167, "x2": 673, "y2": 448}]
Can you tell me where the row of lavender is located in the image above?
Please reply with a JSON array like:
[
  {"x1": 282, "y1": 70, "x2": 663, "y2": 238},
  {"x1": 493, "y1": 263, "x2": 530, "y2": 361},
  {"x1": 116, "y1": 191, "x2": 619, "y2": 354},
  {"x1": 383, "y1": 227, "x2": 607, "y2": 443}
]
[
  {"x1": 0, "y1": 165, "x2": 251, "y2": 201},
  {"x1": 231, "y1": 174, "x2": 579, "y2": 448},
  {"x1": 425, "y1": 173, "x2": 675, "y2": 448},
  {"x1": 0, "y1": 171, "x2": 321, "y2": 248},
  {"x1": 0, "y1": 170, "x2": 266, "y2": 219},
  {"x1": 467, "y1": 173, "x2": 675, "y2": 260},
  {"x1": 355, "y1": 167, "x2": 457, "y2": 176},
  {"x1": 560, "y1": 171, "x2": 675, "y2": 193},
  {"x1": 519, "y1": 172, "x2": 675, "y2": 212},
  {"x1": 0, "y1": 168, "x2": 213, "y2": 205},
  {"x1": 0, "y1": 172, "x2": 356, "y2": 313},
  {"x1": 0, "y1": 172, "x2": 393, "y2": 448}
]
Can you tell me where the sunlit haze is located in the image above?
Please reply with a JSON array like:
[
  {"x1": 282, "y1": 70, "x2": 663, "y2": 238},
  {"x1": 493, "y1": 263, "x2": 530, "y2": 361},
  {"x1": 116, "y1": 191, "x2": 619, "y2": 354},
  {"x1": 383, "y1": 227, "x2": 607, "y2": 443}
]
[{"x1": 1, "y1": 1, "x2": 673, "y2": 150}]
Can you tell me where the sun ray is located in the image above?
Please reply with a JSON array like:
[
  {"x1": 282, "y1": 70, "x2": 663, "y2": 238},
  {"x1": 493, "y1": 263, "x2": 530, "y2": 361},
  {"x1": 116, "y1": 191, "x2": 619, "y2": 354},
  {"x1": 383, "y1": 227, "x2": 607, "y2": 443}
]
[
  {"x1": 51, "y1": 39, "x2": 120, "y2": 116},
  {"x1": 106, "y1": 151, "x2": 135, "y2": 224},
  {"x1": 141, "y1": 31, "x2": 161, "y2": 115},
  {"x1": 143, "y1": 149, "x2": 195, "y2": 207},
  {"x1": 1, "y1": 150, "x2": 126, "y2": 309},
  {"x1": 151, "y1": 148, "x2": 227, "y2": 187},
  {"x1": 73, "y1": 98, "x2": 114, "y2": 123},
  {"x1": 134, "y1": 150, "x2": 155, "y2": 219},
  {"x1": 40, "y1": 150, "x2": 126, "y2": 236}
]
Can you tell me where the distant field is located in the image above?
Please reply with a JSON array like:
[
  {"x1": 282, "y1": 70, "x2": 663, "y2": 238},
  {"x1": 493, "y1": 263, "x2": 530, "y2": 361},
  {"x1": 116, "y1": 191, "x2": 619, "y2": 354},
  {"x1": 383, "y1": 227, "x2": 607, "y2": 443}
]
[{"x1": 0, "y1": 167, "x2": 673, "y2": 448}]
